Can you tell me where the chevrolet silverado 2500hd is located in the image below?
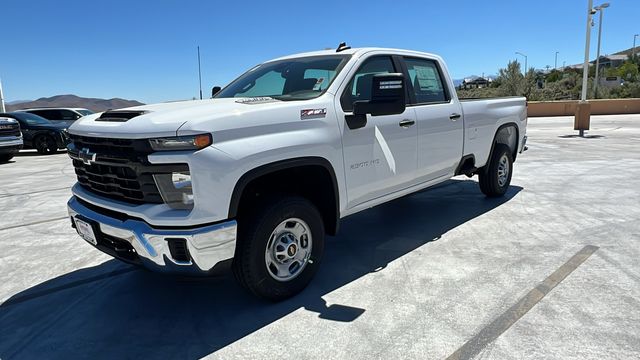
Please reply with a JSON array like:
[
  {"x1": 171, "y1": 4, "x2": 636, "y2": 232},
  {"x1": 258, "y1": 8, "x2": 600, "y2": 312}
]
[{"x1": 66, "y1": 46, "x2": 527, "y2": 300}]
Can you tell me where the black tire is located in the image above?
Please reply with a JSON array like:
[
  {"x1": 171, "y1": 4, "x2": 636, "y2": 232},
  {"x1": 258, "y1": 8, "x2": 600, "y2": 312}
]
[
  {"x1": 233, "y1": 196, "x2": 325, "y2": 301},
  {"x1": 0, "y1": 154, "x2": 13, "y2": 163},
  {"x1": 478, "y1": 143, "x2": 513, "y2": 197},
  {"x1": 35, "y1": 135, "x2": 57, "y2": 155}
]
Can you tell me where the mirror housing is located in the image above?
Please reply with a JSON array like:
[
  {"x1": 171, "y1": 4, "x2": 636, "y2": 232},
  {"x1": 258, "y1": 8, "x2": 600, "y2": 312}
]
[
  {"x1": 353, "y1": 73, "x2": 406, "y2": 116},
  {"x1": 211, "y1": 86, "x2": 221, "y2": 97},
  {"x1": 345, "y1": 73, "x2": 406, "y2": 130}
]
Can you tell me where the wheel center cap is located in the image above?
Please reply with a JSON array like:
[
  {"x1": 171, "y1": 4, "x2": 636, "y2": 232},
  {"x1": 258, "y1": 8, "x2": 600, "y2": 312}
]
[{"x1": 287, "y1": 244, "x2": 297, "y2": 257}]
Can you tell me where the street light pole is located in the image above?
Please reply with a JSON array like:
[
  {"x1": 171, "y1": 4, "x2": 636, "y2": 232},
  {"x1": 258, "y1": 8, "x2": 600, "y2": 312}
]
[
  {"x1": 197, "y1": 46, "x2": 203, "y2": 100},
  {"x1": 515, "y1": 52, "x2": 528, "y2": 74},
  {"x1": 579, "y1": 0, "x2": 594, "y2": 137},
  {"x1": 0, "y1": 78, "x2": 5, "y2": 113},
  {"x1": 555, "y1": 51, "x2": 559, "y2": 70},
  {"x1": 592, "y1": 3, "x2": 610, "y2": 99}
]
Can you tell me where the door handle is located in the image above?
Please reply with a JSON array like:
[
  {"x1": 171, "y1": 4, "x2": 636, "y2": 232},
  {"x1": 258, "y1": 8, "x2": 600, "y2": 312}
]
[
  {"x1": 399, "y1": 119, "x2": 416, "y2": 128},
  {"x1": 449, "y1": 113, "x2": 462, "y2": 121}
]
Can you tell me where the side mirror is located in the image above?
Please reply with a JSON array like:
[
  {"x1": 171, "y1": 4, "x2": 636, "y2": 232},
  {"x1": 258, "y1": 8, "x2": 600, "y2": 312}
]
[
  {"x1": 211, "y1": 86, "x2": 221, "y2": 97},
  {"x1": 346, "y1": 73, "x2": 406, "y2": 130},
  {"x1": 353, "y1": 73, "x2": 406, "y2": 116}
]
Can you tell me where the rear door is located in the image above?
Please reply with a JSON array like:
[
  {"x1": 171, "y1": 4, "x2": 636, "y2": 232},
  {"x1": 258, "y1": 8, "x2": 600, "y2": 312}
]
[
  {"x1": 402, "y1": 56, "x2": 464, "y2": 181},
  {"x1": 336, "y1": 55, "x2": 418, "y2": 208}
]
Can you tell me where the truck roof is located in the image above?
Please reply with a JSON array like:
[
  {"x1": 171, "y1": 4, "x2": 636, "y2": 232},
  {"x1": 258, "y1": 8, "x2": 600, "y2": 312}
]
[{"x1": 270, "y1": 47, "x2": 441, "y2": 62}]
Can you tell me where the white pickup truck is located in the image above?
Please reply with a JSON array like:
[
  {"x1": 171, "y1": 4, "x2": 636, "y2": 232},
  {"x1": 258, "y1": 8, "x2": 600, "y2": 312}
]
[{"x1": 67, "y1": 45, "x2": 527, "y2": 300}]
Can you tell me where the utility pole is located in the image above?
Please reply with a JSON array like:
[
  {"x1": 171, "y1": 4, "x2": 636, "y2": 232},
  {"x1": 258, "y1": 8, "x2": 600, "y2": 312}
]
[
  {"x1": 197, "y1": 46, "x2": 203, "y2": 100},
  {"x1": 578, "y1": 0, "x2": 595, "y2": 137},
  {"x1": 0, "y1": 78, "x2": 5, "y2": 113},
  {"x1": 592, "y1": 3, "x2": 610, "y2": 99},
  {"x1": 555, "y1": 51, "x2": 559, "y2": 70}
]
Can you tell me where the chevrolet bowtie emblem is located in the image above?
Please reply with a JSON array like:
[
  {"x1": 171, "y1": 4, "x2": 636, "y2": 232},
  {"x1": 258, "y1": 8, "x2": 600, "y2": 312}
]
[{"x1": 79, "y1": 147, "x2": 97, "y2": 165}]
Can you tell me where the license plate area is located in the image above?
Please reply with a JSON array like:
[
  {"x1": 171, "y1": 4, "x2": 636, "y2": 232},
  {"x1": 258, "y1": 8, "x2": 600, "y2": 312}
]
[{"x1": 74, "y1": 216, "x2": 99, "y2": 246}]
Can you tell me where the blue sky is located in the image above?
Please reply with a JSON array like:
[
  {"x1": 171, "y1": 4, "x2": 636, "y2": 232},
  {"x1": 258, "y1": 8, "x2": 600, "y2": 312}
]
[{"x1": 2, "y1": 0, "x2": 639, "y2": 104}]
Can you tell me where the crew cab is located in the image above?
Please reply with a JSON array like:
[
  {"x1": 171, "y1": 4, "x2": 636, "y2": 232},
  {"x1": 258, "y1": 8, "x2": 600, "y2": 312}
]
[
  {"x1": 0, "y1": 116, "x2": 23, "y2": 162},
  {"x1": 66, "y1": 46, "x2": 527, "y2": 300}
]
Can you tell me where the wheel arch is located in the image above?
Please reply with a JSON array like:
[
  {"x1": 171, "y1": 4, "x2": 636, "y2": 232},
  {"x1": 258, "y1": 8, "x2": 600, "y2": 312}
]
[
  {"x1": 228, "y1": 157, "x2": 340, "y2": 235},
  {"x1": 491, "y1": 122, "x2": 519, "y2": 162}
]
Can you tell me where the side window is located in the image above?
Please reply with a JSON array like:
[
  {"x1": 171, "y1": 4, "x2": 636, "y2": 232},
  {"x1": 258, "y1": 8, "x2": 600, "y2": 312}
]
[
  {"x1": 45, "y1": 110, "x2": 62, "y2": 120},
  {"x1": 341, "y1": 56, "x2": 396, "y2": 112},
  {"x1": 30, "y1": 110, "x2": 50, "y2": 119},
  {"x1": 404, "y1": 58, "x2": 448, "y2": 104},
  {"x1": 59, "y1": 110, "x2": 80, "y2": 120}
]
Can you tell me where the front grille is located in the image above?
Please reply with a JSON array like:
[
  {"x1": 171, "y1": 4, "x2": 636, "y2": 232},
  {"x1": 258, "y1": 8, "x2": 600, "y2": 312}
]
[
  {"x1": 0, "y1": 126, "x2": 21, "y2": 137},
  {"x1": 68, "y1": 135, "x2": 188, "y2": 205}
]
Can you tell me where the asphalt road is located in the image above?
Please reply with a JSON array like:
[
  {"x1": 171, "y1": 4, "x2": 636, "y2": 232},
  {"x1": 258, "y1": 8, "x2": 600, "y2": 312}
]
[{"x1": 1, "y1": 115, "x2": 639, "y2": 359}]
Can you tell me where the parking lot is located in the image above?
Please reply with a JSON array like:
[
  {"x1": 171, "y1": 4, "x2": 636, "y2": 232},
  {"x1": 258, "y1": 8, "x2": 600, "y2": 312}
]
[{"x1": 1, "y1": 114, "x2": 639, "y2": 359}]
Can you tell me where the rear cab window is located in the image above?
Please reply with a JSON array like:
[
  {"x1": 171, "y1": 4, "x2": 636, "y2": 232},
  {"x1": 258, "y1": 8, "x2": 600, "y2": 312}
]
[{"x1": 403, "y1": 57, "x2": 450, "y2": 105}]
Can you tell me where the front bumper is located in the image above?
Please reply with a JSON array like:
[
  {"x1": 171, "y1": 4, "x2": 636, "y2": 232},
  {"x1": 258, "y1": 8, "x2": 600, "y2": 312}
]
[
  {"x1": 0, "y1": 137, "x2": 23, "y2": 154},
  {"x1": 520, "y1": 135, "x2": 528, "y2": 153},
  {"x1": 67, "y1": 196, "x2": 237, "y2": 275}
]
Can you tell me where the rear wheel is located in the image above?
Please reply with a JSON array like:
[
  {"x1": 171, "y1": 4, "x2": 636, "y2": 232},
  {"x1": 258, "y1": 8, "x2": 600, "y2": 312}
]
[
  {"x1": 478, "y1": 144, "x2": 513, "y2": 197},
  {"x1": 35, "y1": 135, "x2": 57, "y2": 155},
  {"x1": 233, "y1": 196, "x2": 325, "y2": 301}
]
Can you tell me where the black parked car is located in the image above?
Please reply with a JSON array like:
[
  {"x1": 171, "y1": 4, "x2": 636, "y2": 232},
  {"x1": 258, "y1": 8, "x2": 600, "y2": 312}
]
[{"x1": 0, "y1": 112, "x2": 70, "y2": 154}]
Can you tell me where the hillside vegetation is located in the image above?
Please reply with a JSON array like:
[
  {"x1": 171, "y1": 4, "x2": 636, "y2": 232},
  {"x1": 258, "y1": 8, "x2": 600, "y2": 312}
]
[{"x1": 457, "y1": 55, "x2": 640, "y2": 101}]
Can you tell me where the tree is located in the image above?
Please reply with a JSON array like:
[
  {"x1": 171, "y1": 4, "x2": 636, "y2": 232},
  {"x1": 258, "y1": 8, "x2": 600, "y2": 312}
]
[
  {"x1": 616, "y1": 62, "x2": 639, "y2": 82},
  {"x1": 496, "y1": 60, "x2": 524, "y2": 96}
]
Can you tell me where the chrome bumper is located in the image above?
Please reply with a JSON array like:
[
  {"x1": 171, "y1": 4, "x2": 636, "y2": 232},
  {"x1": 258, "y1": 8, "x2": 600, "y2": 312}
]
[
  {"x1": 0, "y1": 137, "x2": 23, "y2": 147},
  {"x1": 67, "y1": 196, "x2": 237, "y2": 274}
]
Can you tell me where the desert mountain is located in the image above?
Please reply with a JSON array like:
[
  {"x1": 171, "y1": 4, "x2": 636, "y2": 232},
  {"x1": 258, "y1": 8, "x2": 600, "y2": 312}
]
[{"x1": 7, "y1": 94, "x2": 144, "y2": 112}]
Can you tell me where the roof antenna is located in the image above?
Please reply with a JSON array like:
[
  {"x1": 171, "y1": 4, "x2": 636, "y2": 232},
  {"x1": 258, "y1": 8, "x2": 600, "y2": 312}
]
[{"x1": 336, "y1": 42, "x2": 351, "y2": 53}]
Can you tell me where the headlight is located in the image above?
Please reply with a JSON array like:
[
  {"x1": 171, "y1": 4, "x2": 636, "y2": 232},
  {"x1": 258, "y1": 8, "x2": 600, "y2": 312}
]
[
  {"x1": 149, "y1": 134, "x2": 212, "y2": 151},
  {"x1": 153, "y1": 171, "x2": 194, "y2": 210}
]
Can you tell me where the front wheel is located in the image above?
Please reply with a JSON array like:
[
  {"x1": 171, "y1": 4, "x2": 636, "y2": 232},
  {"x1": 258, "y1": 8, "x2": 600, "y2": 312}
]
[
  {"x1": 35, "y1": 135, "x2": 57, "y2": 155},
  {"x1": 233, "y1": 196, "x2": 325, "y2": 301},
  {"x1": 478, "y1": 143, "x2": 513, "y2": 197}
]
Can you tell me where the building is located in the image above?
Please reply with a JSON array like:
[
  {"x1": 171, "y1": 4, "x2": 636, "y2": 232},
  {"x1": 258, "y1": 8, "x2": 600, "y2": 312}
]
[
  {"x1": 592, "y1": 54, "x2": 629, "y2": 69},
  {"x1": 460, "y1": 77, "x2": 492, "y2": 89}
]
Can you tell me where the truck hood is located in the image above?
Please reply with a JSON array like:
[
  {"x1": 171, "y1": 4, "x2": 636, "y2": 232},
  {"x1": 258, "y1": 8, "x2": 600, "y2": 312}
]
[{"x1": 67, "y1": 97, "x2": 289, "y2": 139}]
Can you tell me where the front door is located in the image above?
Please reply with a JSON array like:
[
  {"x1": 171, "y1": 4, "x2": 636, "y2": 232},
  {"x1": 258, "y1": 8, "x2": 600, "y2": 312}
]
[{"x1": 336, "y1": 55, "x2": 418, "y2": 209}]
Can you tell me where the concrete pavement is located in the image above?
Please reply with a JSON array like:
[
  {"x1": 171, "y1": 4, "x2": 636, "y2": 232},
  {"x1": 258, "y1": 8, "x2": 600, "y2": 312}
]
[{"x1": 0, "y1": 115, "x2": 639, "y2": 359}]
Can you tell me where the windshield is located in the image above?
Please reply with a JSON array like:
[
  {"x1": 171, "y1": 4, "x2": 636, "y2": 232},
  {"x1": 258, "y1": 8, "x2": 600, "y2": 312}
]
[
  {"x1": 216, "y1": 55, "x2": 351, "y2": 101},
  {"x1": 76, "y1": 109, "x2": 94, "y2": 116},
  {"x1": 16, "y1": 112, "x2": 51, "y2": 125}
]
